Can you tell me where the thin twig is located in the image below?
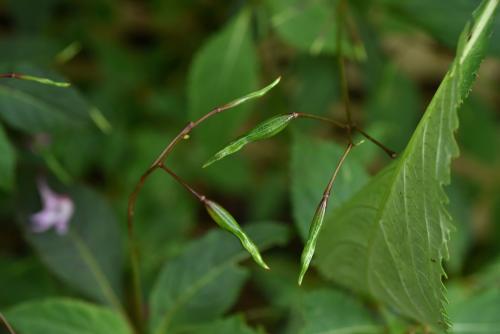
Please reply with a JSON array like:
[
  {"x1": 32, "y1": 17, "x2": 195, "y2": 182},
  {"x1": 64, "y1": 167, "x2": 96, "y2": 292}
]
[
  {"x1": 295, "y1": 112, "x2": 396, "y2": 159},
  {"x1": 0, "y1": 313, "x2": 16, "y2": 334},
  {"x1": 354, "y1": 126, "x2": 397, "y2": 158},
  {"x1": 295, "y1": 112, "x2": 348, "y2": 129},
  {"x1": 159, "y1": 165, "x2": 206, "y2": 203},
  {"x1": 336, "y1": 0, "x2": 353, "y2": 141},
  {"x1": 324, "y1": 142, "x2": 353, "y2": 198},
  {"x1": 126, "y1": 95, "x2": 261, "y2": 330}
]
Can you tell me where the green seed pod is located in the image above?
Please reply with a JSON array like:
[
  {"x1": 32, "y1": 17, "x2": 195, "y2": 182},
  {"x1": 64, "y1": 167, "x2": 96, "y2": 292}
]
[
  {"x1": 18, "y1": 74, "x2": 70, "y2": 87},
  {"x1": 298, "y1": 198, "x2": 328, "y2": 285},
  {"x1": 205, "y1": 200, "x2": 270, "y2": 270},
  {"x1": 203, "y1": 113, "x2": 297, "y2": 168},
  {"x1": 224, "y1": 77, "x2": 281, "y2": 109}
]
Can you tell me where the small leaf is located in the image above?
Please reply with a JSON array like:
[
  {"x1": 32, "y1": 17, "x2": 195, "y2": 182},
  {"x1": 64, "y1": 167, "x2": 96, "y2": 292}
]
[
  {"x1": 3, "y1": 298, "x2": 132, "y2": 334},
  {"x1": 267, "y1": 0, "x2": 364, "y2": 58},
  {"x1": 0, "y1": 124, "x2": 15, "y2": 191},
  {"x1": 298, "y1": 198, "x2": 328, "y2": 286},
  {"x1": 149, "y1": 223, "x2": 289, "y2": 334},
  {"x1": 204, "y1": 113, "x2": 296, "y2": 168},
  {"x1": 205, "y1": 200, "x2": 270, "y2": 270}
]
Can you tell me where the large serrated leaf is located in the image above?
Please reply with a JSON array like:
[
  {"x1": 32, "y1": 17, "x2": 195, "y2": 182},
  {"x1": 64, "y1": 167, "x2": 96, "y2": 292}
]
[
  {"x1": 3, "y1": 298, "x2": 132, "y2": 334},
  {"x1": 314, "y1": 0, "x2": 498, "y2": 329},
  {"x1": 149, "y1": 222, "x2": 289, "y2": 334}
]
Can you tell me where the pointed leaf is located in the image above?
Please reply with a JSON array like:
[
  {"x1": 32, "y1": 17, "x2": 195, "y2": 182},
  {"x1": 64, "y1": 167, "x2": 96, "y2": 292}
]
[
  {"x1": 149, "y1": 223, "x2": 289, "y2": 334},
  {"x1": 180, "y1": 316, "x2": 258, "y2": 334},
  {"x1": 188, "y1": 10, "x2": 258, "y2": 151},
  {"x1": 3, "y1": 299, "x2": 132, "y2": 334},
  {"x1": 314, "y1": 0, "x2": 498, "y2": 329}
]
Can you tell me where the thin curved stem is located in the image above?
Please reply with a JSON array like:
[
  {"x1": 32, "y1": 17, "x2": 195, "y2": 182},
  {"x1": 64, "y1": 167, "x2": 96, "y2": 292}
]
[
  {"x1": 126, "y1": 98, "x2": 253, "y2": 331},
  {"x1": 296, "y1": 112, "x2": 397, "y2": 159}
]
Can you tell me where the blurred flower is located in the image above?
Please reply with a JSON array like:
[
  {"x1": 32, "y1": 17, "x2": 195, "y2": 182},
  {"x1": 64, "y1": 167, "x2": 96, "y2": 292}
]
[{"x1": 31, "y1": 178, "x2": 74, "y2": 235}]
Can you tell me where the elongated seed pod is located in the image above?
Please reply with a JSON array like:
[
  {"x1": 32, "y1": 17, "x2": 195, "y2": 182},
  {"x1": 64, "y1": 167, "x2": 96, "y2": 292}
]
[
  {"x1": 224, "y1": 77, "x2": 281, "y2": 109},
  {"x1": 298, "y1": 198, "x2": 328, "y2": 285},
  {"x1": 203, "y1": 113, "x2": 297, "y2": 168},
  {"x1": 205, "y1": 200, "x2": 270, "y2": 270},
  {"x1": 17, "y1": 74, "x2": 70, "y2": 87}
]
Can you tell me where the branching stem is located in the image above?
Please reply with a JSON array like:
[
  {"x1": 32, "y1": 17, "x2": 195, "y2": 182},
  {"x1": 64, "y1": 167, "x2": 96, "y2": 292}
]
[{"x1": 126, "y1": 97, "x2": 260, "y2": 332}]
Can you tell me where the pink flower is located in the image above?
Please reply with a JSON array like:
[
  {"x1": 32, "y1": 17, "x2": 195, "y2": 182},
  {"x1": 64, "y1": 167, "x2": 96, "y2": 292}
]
[{"x1": 31, "y1": 178, "x2": 74, "y2": 235}]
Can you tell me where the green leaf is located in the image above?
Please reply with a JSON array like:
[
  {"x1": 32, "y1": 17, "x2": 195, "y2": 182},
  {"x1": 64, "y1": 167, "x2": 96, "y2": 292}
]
[
  {"x1": 366, "y1": 64, "x2": 421, "y2": 152},
  {"x1": 149, "y1": 222, "x2": 289, "y2": 334},
  {"x1": 288, "y1": 289, "x2": 381, "y2": 334},
  {"x1": 267, "y1": 0, "x2": 364, "y2": 58},
  {"x1": 448, "y1": 288, "x2": 500, "y2": 334},
  {"x1": 0, "y1": 64, "x2": 93, "y2": 133},
  {"x1": 179, "y1": 316, "x2": 258, "y2": 334},
  {"x1": 458, "y1": 97, "x2": 499, "y2": 164},
  {"x1": 290, "y1": 131, "x2": 370, "y2": 240},
  {"x1": 3, "y1": 298, "x2": 132, "y2": 334},
  {"x1": 314, "y1": 0, "x2": 498, "y2": 329},
  {"x1": 0, "y1": 124, "x2": 15, "y2": 191},
  {"x1": 23, "y1": 186, "x2": 124, "y2": 312},
  {"x1": 0, "y1": 256, "x2": 58, "y2": 308},
  {"x1": 188, "y1": 10, "x2": 258, "y2": 151},
  {"x1": 382, "y1": 0, "x2": 500, "y2": 57}
]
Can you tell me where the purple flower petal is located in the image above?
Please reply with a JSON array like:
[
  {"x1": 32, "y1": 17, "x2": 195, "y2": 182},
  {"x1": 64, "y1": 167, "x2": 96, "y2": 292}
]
[{"x1": 30, "y1": 178, "x2": 75, "y2": 236}]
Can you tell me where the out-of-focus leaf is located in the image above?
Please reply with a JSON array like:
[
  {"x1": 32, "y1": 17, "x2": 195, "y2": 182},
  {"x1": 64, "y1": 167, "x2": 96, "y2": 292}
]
[
  {"x1": 23, "y1": 186, "x2": 124, "y2": 312},
  {"x1": 266, "y1": 0, "x2": 362, "y2": 57},
  {"x1": 149, "y1": 222, "x2": 289, "y2": 334},
  {"x1": 448, "y1": 287, "x2": 500, "y2": 333},
  {"x1": 366, "y1": 65, "x2": 420, "y2": 152},
  {"x1": 290, "y1": 131, "x2": 369, "y2": 240},
  {"x1": 382, "y1": 0, "x2": 500, "y2": 57},
  {"x1": 3, "y1": 298, "x2": 132, "y2": 334},
  {"x1": 288, "y1": 289, "x2": 381, "y2": 334},
  {"x1": 291, "y1": 55, "x2": 339, "y2": 117},
  {"x1": 0, "y1": 64, "x2": 92, "y2": 133},
  {"x1": 446, "y1": 179, "x2": 472, "y2": 275},
  {"x1": 0, "y1": 124, "x2": 15, "y2": 191},
  {"x1": 458, "y1": 97, "x2": 499, "y2": 164},
  {"x1": 188, "y1": 10, "x2": 258, "y2": 151},
  {"x1": 179, "y1": 316, "x2": 258, "y2": 334},
  {"x1": 315, "y1": 1, "x2": 498, "y2": 329},
  {"x1": 0, "y1": 257, "x2": 59, "y2": 308},
  {"x1": 0, "y1": 36, "x2": 59, "y2": 65}
]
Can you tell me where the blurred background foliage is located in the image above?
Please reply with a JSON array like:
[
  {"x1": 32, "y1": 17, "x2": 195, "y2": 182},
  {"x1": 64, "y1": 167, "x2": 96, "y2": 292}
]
[{"x1": 0, "y1": 0, "x2": 498, "y2": 333}]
